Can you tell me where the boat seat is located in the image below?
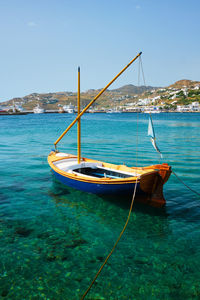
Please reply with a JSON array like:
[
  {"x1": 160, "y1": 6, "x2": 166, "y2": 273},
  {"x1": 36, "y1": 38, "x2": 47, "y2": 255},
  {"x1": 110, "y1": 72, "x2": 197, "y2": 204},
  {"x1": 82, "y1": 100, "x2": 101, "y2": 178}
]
[
  {"x1": 55, "y1": 153, "x2": 71, "y2": 157},
  {"x1": 53, "y1": 159, "x2": 102, "y2": 172}
]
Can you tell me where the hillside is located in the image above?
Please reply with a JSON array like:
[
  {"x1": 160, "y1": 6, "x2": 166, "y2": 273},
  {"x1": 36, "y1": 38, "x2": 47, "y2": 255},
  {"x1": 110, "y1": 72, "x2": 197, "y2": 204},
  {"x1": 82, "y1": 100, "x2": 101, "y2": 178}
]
[
  {"x1": 169, "y1": 79, "x2": 200, "y2": 89},
  {"x1": 1, "y1": 84, "x2": 158, "y2": 111},
  {"x1": 1, "y1": 80, "x2": 200, "y2": 111},
  {"x1": 111, "y1": 84, "x2": 156, "y2": 94}
]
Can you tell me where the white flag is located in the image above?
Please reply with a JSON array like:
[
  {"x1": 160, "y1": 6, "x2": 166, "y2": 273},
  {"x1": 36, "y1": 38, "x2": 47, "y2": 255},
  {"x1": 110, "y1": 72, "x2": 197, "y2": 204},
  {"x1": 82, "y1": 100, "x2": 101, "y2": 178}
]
[{"x1": 148, "y1": 116, "x2": 163, "y2": 158}]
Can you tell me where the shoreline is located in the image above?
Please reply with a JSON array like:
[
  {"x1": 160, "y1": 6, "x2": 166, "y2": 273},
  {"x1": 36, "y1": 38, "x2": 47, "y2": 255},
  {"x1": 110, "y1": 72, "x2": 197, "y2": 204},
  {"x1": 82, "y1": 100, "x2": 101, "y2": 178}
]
[{"x1": 1, "y1": 110, "x2": 200, "y2": 116}]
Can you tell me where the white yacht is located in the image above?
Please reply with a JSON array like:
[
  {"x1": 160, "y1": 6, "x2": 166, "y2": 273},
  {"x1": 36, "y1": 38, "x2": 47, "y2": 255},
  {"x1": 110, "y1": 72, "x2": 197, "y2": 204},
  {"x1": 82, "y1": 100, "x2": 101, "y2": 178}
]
[
  {"x1": 33, "y1": 104, "x2": 45, "y2": 114},
  {"x1": 106, "y1": 108, "x2": 122, "y2": 113},
  {"x1": 63, "y1": 103, "x2": 75, "y2": 113}
]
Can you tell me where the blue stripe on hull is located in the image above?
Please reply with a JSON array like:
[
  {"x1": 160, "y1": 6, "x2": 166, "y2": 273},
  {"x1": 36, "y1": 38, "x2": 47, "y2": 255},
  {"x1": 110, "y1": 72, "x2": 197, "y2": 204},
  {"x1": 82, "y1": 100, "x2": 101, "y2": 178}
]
[{"x1": 52, "y1": 170, "x2": 145, "y2": 196}]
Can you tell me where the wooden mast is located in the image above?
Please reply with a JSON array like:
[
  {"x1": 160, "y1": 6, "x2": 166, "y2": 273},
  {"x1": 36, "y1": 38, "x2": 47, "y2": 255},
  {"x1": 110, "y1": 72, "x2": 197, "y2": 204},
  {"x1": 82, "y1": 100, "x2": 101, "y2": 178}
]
[{"x1": 77, "y1": 67, "x2": 81, "y2": 164}]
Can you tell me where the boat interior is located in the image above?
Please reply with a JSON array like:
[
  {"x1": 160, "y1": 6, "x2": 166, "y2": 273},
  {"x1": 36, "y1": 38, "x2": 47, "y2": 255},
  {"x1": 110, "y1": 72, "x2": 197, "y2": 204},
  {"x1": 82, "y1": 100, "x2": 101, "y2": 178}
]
[
  {"x1": 52, "y1": 157, "x2": 139, "y2": 179},
  {"x1": 73, "y1": 166, "x2": 133, "y2": 179}
]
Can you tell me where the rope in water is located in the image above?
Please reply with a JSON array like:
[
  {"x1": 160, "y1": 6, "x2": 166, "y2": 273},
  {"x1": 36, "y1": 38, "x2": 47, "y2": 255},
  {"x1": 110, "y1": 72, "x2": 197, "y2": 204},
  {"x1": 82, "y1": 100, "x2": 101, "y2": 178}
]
[
  {"x1": 81, "y1": 177, "x2": 138, "y2": 300},
  {"x1": 172, "y1": 170, "x2": 200, "y2": 196}
]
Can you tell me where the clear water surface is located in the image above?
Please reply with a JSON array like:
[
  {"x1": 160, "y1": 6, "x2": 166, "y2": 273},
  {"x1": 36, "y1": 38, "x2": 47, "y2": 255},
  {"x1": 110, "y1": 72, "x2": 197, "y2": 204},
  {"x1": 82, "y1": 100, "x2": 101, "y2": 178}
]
[{"x1": 0, "y1": 112, "x2": 200, "y2": 299}]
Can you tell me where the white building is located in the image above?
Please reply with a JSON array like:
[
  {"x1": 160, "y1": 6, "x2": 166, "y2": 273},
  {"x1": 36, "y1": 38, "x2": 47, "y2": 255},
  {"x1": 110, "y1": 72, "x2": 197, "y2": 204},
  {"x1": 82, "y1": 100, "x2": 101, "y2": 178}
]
[
  {"x1": 158, "y1": 88, "x2": 166, "y2": 92},
  {"x1": 189, "y1": 102, "x2": 200, "y2": 111},
  {"x1": 181, "y1": 88, "x2": 188, "y2": 96},
  {"x1": 169, "y1": 91, "x2": 179, "y2": 95},
  {"x1": 171, "y1": 101, "x2": 177, "y2": 105},
  {"x1": 177, "y1": 105, "x2": 190, "y2": 112},
  {"x1": 171, "y1": 94, "x2": 177, "y2": 100},
  {"x1": 153, "y1": 95, "x2": 161, "y2": 101},
  {"x1": 137, "y1": 98, "x2": 151, "y2": 105}
]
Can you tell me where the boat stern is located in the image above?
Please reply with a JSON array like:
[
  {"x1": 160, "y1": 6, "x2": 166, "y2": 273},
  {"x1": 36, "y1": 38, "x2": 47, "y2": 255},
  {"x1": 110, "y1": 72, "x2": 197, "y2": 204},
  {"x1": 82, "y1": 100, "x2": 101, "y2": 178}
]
[{"x1": 139, "y1": 163, "x2": 171, "y2": 207}]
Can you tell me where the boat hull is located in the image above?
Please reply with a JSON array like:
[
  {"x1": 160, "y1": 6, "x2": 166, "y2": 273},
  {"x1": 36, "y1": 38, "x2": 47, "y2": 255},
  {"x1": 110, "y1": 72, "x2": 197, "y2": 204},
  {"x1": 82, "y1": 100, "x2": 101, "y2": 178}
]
[
  {"x1": 52, "y1": 169, "x2": 143, "y2": 196},
  {"x1": 48, "y1": 152, "x2": 171, "y2": 208}
]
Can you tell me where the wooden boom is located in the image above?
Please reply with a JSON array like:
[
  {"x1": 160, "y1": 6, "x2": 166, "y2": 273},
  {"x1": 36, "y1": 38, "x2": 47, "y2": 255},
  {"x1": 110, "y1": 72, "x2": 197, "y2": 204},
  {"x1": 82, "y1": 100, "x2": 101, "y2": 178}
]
[{"x1": 54, "y1": 51, "x2": 142, "y2": 149}]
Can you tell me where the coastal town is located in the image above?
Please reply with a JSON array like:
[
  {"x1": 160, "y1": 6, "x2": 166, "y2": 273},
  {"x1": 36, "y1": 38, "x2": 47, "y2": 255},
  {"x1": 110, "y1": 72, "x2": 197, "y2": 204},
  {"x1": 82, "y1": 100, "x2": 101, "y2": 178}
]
[{"x1": 1, "y1": 79, "x2": 200, "y2": 114}]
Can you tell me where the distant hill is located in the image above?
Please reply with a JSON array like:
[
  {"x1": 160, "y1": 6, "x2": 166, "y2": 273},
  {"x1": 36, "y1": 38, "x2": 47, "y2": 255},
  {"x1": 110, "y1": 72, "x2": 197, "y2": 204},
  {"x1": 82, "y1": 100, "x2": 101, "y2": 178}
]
[
  {"x1": 169, "y1": 79, "x2": 200, "y2": 89},
  {"x1": 1, "y1": 79, "x2": 199, "y2": 111},
  {"x1": 1, "y1": 84, "x2": 159, "y2": 109},
  {"x1": 111, "y1": 84, "x2": 157, "y2": 94}
]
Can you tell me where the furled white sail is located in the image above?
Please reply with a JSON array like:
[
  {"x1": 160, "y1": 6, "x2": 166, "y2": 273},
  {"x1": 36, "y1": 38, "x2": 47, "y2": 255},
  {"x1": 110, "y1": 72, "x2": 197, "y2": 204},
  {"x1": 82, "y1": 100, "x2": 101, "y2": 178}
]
[{"x1": 148, "y1": 116, "x2": 163, "y2": 158}]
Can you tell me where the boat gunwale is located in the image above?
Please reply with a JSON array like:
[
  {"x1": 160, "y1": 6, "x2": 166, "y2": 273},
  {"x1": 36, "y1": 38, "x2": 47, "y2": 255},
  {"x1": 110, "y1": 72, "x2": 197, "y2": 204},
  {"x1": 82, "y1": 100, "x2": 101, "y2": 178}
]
[
  {"x1": 48, "y1": 152, "x2": 159, "y2": 185},
  {"x1": 49, "y1": 161, "x2": 139, "y2": 185}
]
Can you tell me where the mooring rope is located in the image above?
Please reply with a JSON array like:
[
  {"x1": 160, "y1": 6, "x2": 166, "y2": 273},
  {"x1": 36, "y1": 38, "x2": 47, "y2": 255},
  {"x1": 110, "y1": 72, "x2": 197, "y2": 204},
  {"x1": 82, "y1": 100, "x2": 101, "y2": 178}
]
[
  {"x1": 81, "y1": 177, "x2": 138, "y2": 299},
  {"x1": 172, "y1": 170, "x2": 200, "y2": 196}
]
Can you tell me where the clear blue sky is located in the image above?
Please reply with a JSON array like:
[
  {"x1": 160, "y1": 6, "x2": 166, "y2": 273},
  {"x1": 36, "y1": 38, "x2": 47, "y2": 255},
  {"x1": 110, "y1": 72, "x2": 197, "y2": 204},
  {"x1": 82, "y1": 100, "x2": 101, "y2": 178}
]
[{"x1": 0, "y1": 0, "x2": 199, "y2": 102}]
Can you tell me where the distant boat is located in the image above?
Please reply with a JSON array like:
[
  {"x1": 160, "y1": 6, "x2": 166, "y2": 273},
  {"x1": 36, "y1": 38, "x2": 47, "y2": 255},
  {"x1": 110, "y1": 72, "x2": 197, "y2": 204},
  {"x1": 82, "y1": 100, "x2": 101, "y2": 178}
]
[
  {"x1": 63, "y1": 103, "x2": 75, "y2": 113},
  {"x1": 48, "y1": 53, "x2": 171, "y2": 208},
  {"x1": 144, "y1": 110, "x2": 161, "y2": 114},
  {"x1": 33, "y1": 104, "x2": 45, "y2": 114},
  {"x1": 0, "y1": 105, "x2": 7, "y2": 113},
  {"x1": 58, "y1": 107, "x2": 65, "y2": 113},
  {"x1": 106, "y1": 108, "x2": 122, "y2": 113},
  {"x1": 143, "y1": 107, "x2": 161, "y2": 113},
  {"x1": 15, "y1": 104, "x2": 24, "y2": 112},
  {"x1": 88, "y1": 108, "x2": 95, "y2": 113}
]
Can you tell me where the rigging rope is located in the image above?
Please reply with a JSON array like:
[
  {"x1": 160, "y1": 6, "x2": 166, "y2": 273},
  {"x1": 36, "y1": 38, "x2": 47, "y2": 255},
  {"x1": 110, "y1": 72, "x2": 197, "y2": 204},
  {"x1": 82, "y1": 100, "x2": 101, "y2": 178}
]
[
  {"x1": 137, "y1": 56, "x2": 146, "y2": 164},
  {"x1": 81, "y1": 177, "x2": 138, "y2": 299},
  {"x1": 136, "y1": 112, "x2": 138, "y2": 168},
  {"x1": 172, "y1": 170, "x2": 200, "y2": 196},
  {"x1": 138, "y1": 58, "x2": 141, "y2": 86},
  {"x1": 138, "y1": 56, "x2": 146, "y2": 86},
  {"x1": 139, "y1": 56, "x2": 146, "y2": 86}
]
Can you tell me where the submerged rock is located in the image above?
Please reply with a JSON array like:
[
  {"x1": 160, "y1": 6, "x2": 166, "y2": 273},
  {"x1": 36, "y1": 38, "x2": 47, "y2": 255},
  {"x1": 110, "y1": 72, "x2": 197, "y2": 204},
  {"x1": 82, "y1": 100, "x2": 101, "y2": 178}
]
[
  {"x1": 97, "y1": 256, "x2": 104, "y2": 262},
  {"x1": 46, "y1": 254, "x2": 57, "y2": 262},
  {"x1": 37, "y1": 232, "x2": 50, "y2": 239},
  {"x1": 65, "y1": 238, "x2": 87, "y2": 249},
  {"x1": 1, "y1": 289, "x2": 9, "y2": 297},
  {"x1": 15, "y1": 227, "x2": 33, "y2": 237}
]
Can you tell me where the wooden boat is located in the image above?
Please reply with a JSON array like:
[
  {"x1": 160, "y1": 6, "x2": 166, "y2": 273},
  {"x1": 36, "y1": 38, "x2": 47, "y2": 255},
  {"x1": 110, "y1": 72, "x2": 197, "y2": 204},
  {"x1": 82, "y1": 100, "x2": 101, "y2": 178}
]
[{"x1": 48, "y1": 52, "x2": 171, "y2": 207}]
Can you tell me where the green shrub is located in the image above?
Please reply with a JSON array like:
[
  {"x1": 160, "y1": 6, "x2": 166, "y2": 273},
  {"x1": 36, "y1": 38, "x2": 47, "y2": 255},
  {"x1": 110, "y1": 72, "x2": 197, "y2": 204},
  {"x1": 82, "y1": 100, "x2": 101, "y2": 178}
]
[{"x1": 188, "y1": 90, "x2": 200, "y2": 97}]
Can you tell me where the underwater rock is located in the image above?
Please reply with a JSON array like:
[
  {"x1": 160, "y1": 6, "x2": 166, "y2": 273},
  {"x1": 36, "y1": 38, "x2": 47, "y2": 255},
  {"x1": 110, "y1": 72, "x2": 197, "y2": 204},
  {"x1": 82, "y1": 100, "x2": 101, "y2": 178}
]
[
  {"x1": 48, "y1": 188, "x2": 69, "y2": 197},
  {"x1": 15, "y1": 227, "x2": 33, "y2": 237},
  {"x1": 91, "y1": 294, "x2": 105, "y2": 300},
  {"x1": 37, "y1": 232, "x2": 50, "y2": 239},
  {"x1": 97, "y1": 256, "x2": 104, "y2": 262},
  {"x1": 65, "y1": 238, "x2": 87, "y2": 249},
  {"x1": 61, "y1": 255, "x2": 68, "y2": 261},
  {"x1": 74, "y1": 275, "x2": 82, "y2": 282},
  {"x1": 73, "y1": 238, "x2": 87, "y2": 247},
  {"x1": 89, "y1": 258, "x2": 97, "y2": 264},
  {"x1": 1, "y1": 289, "x2": 9, "y2": 297},
  {"x1": 35, "y1": 246, "x2": 43, "y2": 253},
  {"x1": 46, "y1": 254, "x2": 57, "y2": 262}
]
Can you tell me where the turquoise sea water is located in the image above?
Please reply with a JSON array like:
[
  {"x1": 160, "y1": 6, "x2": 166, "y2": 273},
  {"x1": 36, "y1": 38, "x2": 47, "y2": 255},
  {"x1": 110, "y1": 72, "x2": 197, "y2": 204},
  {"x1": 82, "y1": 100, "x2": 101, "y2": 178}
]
[{"x1": 0, "y1": 112, "x2": 200, "y2": 299}]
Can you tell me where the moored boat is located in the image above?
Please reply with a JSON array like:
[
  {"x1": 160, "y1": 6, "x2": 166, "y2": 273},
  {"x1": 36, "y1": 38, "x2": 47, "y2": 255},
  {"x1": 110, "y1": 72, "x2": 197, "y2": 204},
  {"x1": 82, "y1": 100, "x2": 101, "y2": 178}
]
[
  {"x1": 33, "y1": 104, "x2": 45, "y2": 114},
  {"x1": 63, "y1": 103, "x2": 75, "y2": 113},
  {"x1": 48, "y1": 52, "x2": 171, "y2": 207},
  {"x1": 106, "y1": 108, "x2": 122, "y2": 113},
  {"x1": 48, "y1": 152, "x2": 171, "y2": 207},
  {"x1": 143, "y1": 107, "x2": 161, "y2": 113}
]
